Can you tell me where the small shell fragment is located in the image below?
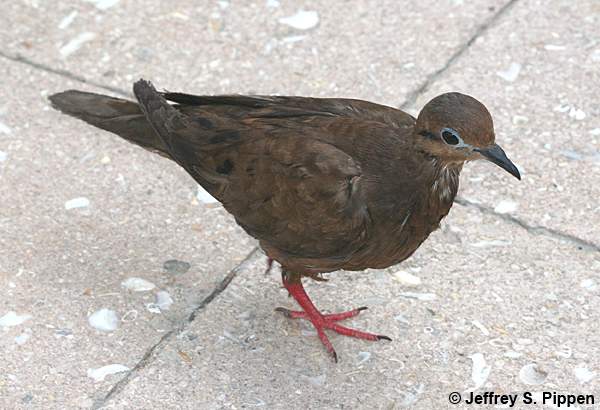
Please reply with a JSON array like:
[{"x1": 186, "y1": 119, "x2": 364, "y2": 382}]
[
  {"x1": 569, "y1": 107, "x2": 586, "y2": 121},
  {"x1": 512, "y1": 115, "x2": 529, "y2": 125},
  {"x1": 14, "y1": 332, "x2": 31, "y2": 345},
  {"x1": 555, "y1": 346, "x2": 572, "y2": 358},
  {"x1": 301, "y1": 374, "x2": 326, "y2": 387},
  {"x1": 65, "y1": 197, "x2": 90, "y2": 210},
  {"x1": 580, "y1": 279, "x2": 597, "y2": 291},
  {"x1": 398, "y1": 384, "x2": 425, "y2": 407},
  {"x1": 469, "y1": 353, "x2": 491, "y2": 389},
  {"x1": 496, "y1": 62, "x2": 521, "y2": 82},
  {"x1": 392, "y1": 270, "x2": 421, "y2": 286},
  {"x1": 504, "y1": 350, "x2": 522, "y2": 359},
  {"x1": 58, "y1": 11, "x2": 77, "y2": 29},
  {"x1": 146, "y1": 304, "x2": 161, "y2": 314},
  {"x1": 471, "y1": 239, "x2": 510, "y2": 248},
  {"x1": 121, "y1": 309, "x2": 138, "y2": 322},
  {"x1": 574, "y1": 366, "x2": 596, "y2": 384},
  {"x1": 83, "y1": 0, "x2": 121, "y2": 10},
  {"x1": 494, "y1": 200, "x2": 518, "y2": 214},
  {"x1": 0, "y1": 311, "x2": 32, "y2": 327},
  {"x1": 0, "y1": 122, "x2": 11, "y2": 135},
  {"x1": 155, "y1": 291, "x2": 173, "y2": 310},
  {"x1": 278, "y1": 10, "x2": 319, "y2": 30},
  {"x1": 357, "y1": 351, "x2": 371, "y2": 364},
  {"x1": 178, "y1": 350, "x2": 192, "y2": 363},
  {"x1": 471, "y1": 320, "x2": 490, "y2": 336},
  {"x1": 88, "y1": 308, "x2": 119, "y2": 332},
  {"x1": 121, "y1": 277, "x2": 156, "y2": 292},
  {"x1": 59, "y1": 32, "x2": 97, "y2": 58},
  {"x1": 163, "y1": 259, "x2": 191, "y2": 275},
  {"x1": 87, "y1": 364, "x2": 129, "y2": 382},
  {"x1": 398, "y1": 292, "x2": 436, "y2": 301},
  {"x1": 519, "y1": 363, "x2": 548, "y2": 385}
]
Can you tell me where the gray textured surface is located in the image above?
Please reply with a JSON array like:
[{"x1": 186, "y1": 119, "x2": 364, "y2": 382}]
[{"x1": 1, "y1": 0, "x2": 599, "y2": 409}]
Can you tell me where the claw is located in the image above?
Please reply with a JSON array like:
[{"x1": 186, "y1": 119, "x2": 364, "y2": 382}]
[{"x1": 274, "y1": 307, "x2": 294, "y2": 318}]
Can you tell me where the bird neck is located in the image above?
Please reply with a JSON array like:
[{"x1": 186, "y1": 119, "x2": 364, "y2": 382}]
[
  {"x1": 408, "y1": 133, "x2": 463, "y2": 203},
  {"x1": 429, "y1": 158, "x2": 462, "y2": 203}
]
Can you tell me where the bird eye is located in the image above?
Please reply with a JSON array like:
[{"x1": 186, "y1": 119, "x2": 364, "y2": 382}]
[{"x1": 441, "y1": 128, "x2": 460, "y2": 146}]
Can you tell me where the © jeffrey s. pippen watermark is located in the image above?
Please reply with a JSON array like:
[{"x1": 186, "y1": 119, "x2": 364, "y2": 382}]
[{"x1": 448, "y1": 391, "x2": 595, "y2": 407}]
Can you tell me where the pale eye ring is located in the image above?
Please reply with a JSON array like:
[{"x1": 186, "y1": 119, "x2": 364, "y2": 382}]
[{"x1": 440, "y1": 127, "x2": 464, "y2": 146}]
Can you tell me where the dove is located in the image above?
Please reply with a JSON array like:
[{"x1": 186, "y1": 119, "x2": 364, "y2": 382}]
[{"x1": 50, "y1": 80, "x2": 519, "y2": 361}]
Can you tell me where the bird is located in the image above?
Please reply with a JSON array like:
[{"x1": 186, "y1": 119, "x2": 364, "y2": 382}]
[{"x1": 49, "y1": 79, "x2": 520, "y2": 362}]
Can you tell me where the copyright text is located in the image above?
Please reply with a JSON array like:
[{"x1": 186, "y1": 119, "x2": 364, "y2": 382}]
[{"x1": 448, "y1": 391, "x2": 594, "y2": 407}]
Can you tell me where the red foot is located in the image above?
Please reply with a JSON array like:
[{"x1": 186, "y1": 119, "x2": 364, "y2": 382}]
[{"x1": 278, "y1": 273, "x2": 391, "y2": 362}]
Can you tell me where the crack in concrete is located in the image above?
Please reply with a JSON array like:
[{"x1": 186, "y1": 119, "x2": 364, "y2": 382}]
[
  {"x1": 455, "y1": 197, "x2": 600, "y2": 252},
  {"x1": 400, "y1": 0, "x2": 519, "y2": 110},
  {"x1": 0, "y1": 51, "x2": 131, "y2": 98},
  {"x1": 92, "y1": 246, "x2": 262, "y2": 410}
]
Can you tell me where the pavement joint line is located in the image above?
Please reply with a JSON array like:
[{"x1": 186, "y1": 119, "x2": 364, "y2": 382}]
[
  {"x1": 455, "y1": 197, "x2": 600, "y2": 252},
  {"x1": 399, "y1": 0, "x2": 520, "y2": 110},
  {"x1": 92, "y1": 246, "x2": 262, "y2": 410},
  {"x1": 0, "y1": 50, "x2": 131, "y2": 98}
]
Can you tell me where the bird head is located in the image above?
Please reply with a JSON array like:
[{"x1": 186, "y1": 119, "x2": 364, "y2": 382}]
[{"x1": 415, "y1": 92, "x2": 520, "y2": 180}]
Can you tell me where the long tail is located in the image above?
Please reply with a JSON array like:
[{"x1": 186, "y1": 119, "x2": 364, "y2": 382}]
[{"x1": 48, "y1": 90, "x2": 170, "y2": 158}]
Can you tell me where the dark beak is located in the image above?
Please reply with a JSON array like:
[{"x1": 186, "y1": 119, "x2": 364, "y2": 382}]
[{"x1": 476, "y1": 144, "x2": 521, "y2": 180}]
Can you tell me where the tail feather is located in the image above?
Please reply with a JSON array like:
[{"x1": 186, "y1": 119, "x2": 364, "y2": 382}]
[{"x1": 48, "y1": 90, "x2": 171, "y2": 158}]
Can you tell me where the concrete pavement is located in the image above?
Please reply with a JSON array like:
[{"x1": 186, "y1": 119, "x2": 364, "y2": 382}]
[{"x1": 1, "y1": 0, "x2": 598, "y2": 409}]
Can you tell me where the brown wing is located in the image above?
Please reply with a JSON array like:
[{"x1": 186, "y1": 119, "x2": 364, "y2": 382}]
[
  {"x1": 162, "y1": 92, "x2": 415, "y2": 130},
  {"x1": 220, "y1": 136, "x2": 372, "y2": 259}
]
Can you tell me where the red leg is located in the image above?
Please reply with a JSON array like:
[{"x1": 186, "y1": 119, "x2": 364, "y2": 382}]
[
  {"x1": 278, "y1": 271, "x2": 391, "y2": 362},
  {"x1": 264, "y1": 257, "x2": 274, "y2": 275}
]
